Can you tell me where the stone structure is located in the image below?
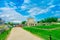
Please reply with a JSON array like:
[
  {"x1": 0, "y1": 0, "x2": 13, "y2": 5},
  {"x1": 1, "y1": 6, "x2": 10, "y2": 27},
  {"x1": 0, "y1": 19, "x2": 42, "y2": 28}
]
[
  {"x1": 26, "y1": 18, "x2": 36, "y2": 26},
  {"x1": 58, "y1": 18, "x2": 60, "y2": 22}
]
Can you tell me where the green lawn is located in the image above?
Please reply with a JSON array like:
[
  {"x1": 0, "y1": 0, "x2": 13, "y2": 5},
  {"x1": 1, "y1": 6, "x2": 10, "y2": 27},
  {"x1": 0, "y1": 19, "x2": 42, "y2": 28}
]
[
  {"x1": 23, "y1": 24, "x2": 60, "y2": 40},
  {"x1": 0, "y1": 28, "x2": 12, "y2": 40},
  {"x1": 32, "y1": 24, "x2": 60, "y2": 29}
]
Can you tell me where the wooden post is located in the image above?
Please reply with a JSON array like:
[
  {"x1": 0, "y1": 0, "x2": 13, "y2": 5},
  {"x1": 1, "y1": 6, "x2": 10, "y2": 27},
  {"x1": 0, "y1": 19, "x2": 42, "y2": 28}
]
[{"x1": 49, "y1": 35, "x2": 52, "y2": 40}]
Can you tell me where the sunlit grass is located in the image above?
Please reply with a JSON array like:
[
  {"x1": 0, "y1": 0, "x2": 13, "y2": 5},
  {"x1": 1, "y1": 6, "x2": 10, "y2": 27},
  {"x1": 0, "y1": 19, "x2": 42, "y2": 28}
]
[
  {"x1": 0, "y1": 28, "x2": 12, "y2": 40},
  {"x1": 23, "y1": 24, "x2": 60, "y2": 40}
]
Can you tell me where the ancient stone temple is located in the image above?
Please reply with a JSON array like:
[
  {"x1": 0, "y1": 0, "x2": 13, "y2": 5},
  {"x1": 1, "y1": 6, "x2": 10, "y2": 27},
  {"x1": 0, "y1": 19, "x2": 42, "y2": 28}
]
[{"x1": 26, "y1": 18, "x2": 36, "y2": 26}]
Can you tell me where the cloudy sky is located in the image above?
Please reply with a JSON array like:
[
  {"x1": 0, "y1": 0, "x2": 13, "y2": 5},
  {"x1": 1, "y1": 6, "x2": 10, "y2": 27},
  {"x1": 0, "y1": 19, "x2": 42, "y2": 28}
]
[{"x1": 0, "y1": 0, "x2": 60, "y2": 23}]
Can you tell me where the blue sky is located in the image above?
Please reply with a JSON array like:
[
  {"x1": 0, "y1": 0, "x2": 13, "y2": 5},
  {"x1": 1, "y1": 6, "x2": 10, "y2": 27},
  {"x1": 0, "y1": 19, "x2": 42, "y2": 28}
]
[{"x1": 0, "y1": 0, "x2": 60, "y2": 23}]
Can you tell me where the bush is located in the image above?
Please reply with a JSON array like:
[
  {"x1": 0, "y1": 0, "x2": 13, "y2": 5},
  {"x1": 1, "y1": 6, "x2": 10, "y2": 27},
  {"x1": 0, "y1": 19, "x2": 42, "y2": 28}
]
[{"x1": 0, "y1": 29, "x2": 5, "y2": 34}]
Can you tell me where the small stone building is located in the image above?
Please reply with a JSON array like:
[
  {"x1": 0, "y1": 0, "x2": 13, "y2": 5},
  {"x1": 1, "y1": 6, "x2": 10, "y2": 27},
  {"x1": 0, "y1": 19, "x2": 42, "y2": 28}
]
[
  {"x1": 58, "y1": 18, "x2": 60, "y2": 22},
  {"x1": 26, "y1": 18, "x2": 37, "y2": 26}
]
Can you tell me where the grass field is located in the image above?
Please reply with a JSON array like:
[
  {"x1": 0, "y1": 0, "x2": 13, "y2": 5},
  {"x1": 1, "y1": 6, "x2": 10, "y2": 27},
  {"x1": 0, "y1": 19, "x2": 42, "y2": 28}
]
[
  {"x1": 0, "y1": 28, "x2": 12, "y2": 40},
  {"x1": 23, "y1": 24, "x2": 60, "y2": 40}
]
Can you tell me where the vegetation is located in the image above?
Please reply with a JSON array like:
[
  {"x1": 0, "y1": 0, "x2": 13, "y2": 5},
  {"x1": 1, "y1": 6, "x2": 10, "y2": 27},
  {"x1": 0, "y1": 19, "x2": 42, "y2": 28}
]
[
  {"x1": 0, "y1": 20, "x2": 12, "y2": 40},
  {"x1": 38, "y1": 17, "x2": 58, "y2": 23},
  {"x1": 0, "y1": 25, "x2": 6, "y2": 29},
  {"x1": 6, "y1": 22, "x2": 13, "y2": 25},
  {"x1": 32, "y1": 24, "x2": 60, "y2": 29},
  {"x1": 23, "y1": 24, "x2": 60, "y2": 40},
  {"x1": 5, "y1": 22, "x2": 16, "y2": 27},
  {"x1": 0, "y1": 28, "x2": 12, "y2": 40},
  {"x1": 21, "y1": 21, "x2": 26, "y2": 24}
]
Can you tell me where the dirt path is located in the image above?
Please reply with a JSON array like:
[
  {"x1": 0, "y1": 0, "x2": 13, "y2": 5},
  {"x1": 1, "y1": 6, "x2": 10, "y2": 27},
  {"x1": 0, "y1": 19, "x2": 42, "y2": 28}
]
[{"x1": 6, "y1": 27, "x2": 43, "y2": 40}]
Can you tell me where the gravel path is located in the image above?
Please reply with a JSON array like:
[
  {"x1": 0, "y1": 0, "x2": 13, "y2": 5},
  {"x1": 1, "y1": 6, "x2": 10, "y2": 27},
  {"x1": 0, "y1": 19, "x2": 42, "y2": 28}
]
[{"x1": 6, "y1": 27, "x2": 43, "y2": 40}]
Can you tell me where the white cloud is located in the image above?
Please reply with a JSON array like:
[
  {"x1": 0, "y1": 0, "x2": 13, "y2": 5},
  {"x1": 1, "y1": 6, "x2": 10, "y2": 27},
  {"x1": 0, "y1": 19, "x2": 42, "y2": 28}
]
[
  {"x1": 56, "y1": 11, "x2": 60, "y2": 13},
  {"x1": 11, "y1": 20, "x2": 22, "y2": 23},
  {"x1": 0, "y1": 7, "x2": 14, "y2": 10},
  {"x1": 24, "y1": 0, "x2": 30, "y2": 3},
  {"x1": 20, "y1": 1, "x2": 31, "y2": 10},
  {"x1": 20, "y1": 0, "x2": 36, "y2": 10},
  {"x1": 28, "y1": 5, "x2": 56, "y2": 16},
  {"x1": 4, "y1": 1, "x2": 17, "y2": 9},
  {"x1": 54, "y1": 14, "x2": 60, "y2": 17},
  {"x1": 0, "y1": 7, "x2": 27, "y2": 23},
  {"x1": 9, "y1": 2, "x2": 16, "y2": 6},
  {"x1": 28, "y1": 7, "x2": 41, "y2": 15},
  {"x1": 21, "y1": 5, "x2": 27, "y2": 10},
  {"x1": 54, "y1": 11, "x2": 60, "y2": 16},
  {"x1": 0, "y1": 1, "x2": 29, "y2": 23},
  {"x1": 0, "y1": 14, "x2": 10, "y2": 18},
  {"x1": 48, "y1": 0, "x2": 53, "y2": 5},
  {"x1": 28, "y1": 7, "x2": 48, "y2": 16},
  {"x1": 51, "y1": 11, "x2": 60, "y2": 18},
  {"x1": 48, "y1": 5, "x2": 56, "y2": 8}
]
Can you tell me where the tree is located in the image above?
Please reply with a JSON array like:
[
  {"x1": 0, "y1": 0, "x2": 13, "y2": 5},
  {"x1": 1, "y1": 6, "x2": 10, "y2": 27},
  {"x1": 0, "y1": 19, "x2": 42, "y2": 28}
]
[
  {"x1": 40, "y1": 17, "x2": 58, "y2": 23},
  {"x1": 7, "y1": 22, "x2": 14, "y2": 26},
  {"x1": 21, "y1": 21, "x2": 26, "y2": 24},
  {"x1": 37, "y1": 21, "x2": 40, "y2": 23}
]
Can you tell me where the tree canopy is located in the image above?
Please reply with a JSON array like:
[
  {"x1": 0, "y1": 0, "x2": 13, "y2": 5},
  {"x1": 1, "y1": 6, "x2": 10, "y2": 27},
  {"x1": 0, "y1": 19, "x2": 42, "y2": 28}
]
[
  {"x1": 21, "y1": 21, "x2": 26, "y2": 24},
  {"x1": 40, "y1": 17, "x2": 58, "y2": 23}
]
